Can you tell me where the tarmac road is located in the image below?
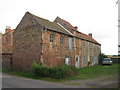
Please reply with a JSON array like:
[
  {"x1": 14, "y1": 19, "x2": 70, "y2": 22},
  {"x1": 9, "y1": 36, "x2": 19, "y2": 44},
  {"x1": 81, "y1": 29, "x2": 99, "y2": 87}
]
[
  {"x1": 2, "y1": 73, "x2": 77, "y2": 88},
  {"x1": 1, "y1": 72, "x2": 119, "y2": 88}
]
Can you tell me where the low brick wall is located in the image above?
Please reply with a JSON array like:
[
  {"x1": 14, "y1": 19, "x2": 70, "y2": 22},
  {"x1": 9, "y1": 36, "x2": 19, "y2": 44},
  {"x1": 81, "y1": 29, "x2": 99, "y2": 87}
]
[{"x1": 2, "y1": 53, "x2": 12, "y2": 70}]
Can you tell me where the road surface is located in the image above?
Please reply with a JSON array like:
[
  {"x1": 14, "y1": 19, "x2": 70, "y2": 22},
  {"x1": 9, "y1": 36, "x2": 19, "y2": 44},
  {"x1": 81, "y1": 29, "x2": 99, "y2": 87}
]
[
  {"x1": 2, "y1": 73, "x2": 77, "y2": 88},
  {"x1": 1, "y1": 72, "x2": 119, "y2": 88}
]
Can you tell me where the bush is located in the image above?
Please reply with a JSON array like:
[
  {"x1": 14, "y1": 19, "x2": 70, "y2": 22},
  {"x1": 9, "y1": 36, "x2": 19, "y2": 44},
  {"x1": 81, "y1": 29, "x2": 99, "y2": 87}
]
[
  {"x1": 32, "y1": 62, "x2": 78, "y2": 79},
  {"x1": 98, "y1": 53, "x2": 107, "y2": 64}
]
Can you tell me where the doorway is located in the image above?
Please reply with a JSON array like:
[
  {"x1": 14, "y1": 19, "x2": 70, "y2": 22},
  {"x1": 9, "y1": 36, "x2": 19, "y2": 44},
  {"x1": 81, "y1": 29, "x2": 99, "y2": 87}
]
[{"x1": 75, "y1": 55, "x2": 80, "y2": 68}]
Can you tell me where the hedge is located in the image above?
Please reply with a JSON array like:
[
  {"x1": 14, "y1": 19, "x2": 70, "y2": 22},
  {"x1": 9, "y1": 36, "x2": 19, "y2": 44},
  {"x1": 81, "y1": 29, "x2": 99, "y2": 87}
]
[{"x1": 32, "y1": 62, "x2": 78, "y2": 79}]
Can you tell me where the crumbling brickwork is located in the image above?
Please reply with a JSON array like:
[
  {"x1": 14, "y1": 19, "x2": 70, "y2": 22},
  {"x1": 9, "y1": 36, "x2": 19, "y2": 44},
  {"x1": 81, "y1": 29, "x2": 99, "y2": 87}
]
[
  {"x1": 12, "y1": 13, "x2": 43, "y2": 71},
  {"x1": 41, "y1": 30, "x2": 82, "y2": 67},
  {"x1": 2, "y1": 27, "x2": 13, "y2": 54},
  {"x1": 2, "y1": 27, "x2": 13, "y2": 69},
  {"x1": 2, "y1": 54, "x2": 12, "y2": 69},
  {"x1": 11, "y1": 12, "x2": 101, "y2": 71}
]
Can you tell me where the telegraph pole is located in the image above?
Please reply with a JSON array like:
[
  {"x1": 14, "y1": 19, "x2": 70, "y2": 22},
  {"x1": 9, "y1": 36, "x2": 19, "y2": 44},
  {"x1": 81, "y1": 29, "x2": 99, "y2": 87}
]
[{"x1": 117, "y1": 0, "x2": 120, "y2": 55}]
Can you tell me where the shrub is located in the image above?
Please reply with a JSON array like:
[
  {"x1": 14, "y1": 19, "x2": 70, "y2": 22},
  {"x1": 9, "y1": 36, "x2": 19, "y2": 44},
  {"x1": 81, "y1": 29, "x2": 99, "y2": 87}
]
[
  {"x1": 32, "y1": 62, "x2": 78, "y2": 79},
  {"x1": 98, "y1": 53, "x2": 107, "y2": 64}
]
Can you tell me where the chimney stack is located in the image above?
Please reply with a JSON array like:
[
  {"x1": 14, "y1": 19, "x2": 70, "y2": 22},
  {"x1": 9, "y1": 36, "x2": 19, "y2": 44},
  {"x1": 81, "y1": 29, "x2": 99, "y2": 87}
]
[
  {"x1": 5, "y1": 26, "x2": 11, "y2": 33},
  {"x1": 74, "y1": 26, "x2": 78, "y2": 30},
  {"x1": 88, "y1": 33, "x2": 92, "y2": 38}
]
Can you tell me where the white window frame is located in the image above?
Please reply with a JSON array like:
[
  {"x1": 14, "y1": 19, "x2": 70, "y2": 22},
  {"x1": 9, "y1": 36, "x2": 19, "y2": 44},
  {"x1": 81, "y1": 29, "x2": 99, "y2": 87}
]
[{"x1": 65, "y1": 56, "x2": 70, "y2": 65}]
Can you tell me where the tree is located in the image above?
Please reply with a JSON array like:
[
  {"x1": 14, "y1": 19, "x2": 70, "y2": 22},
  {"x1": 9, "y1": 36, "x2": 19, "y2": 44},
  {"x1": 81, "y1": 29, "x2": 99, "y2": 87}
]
[{"x1": 98, "y1": 53, "x2": 107, "y2": 64}]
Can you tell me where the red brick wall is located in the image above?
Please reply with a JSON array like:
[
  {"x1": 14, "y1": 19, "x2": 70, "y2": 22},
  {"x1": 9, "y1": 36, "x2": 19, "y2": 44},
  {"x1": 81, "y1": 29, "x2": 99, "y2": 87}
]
[
  {"x1": 2, "y1": 54, "x2": 12, "y2": 69},
  {"x1": 1, "y1": 28, "x2": 13, "y2": 70},
  {"x1": 41, "y1": 29, "x2": 100, "y2": 68},
  {"x1": 54, "y1": 17, "x2": 101, "y2": 67},
  {"x1": 41, "y1": 30, "x2": 82, "y2": 67},
  {"x1": 2, "y1": 29, "x2": 13, "y2": 54},
  {"x1": 13, "y1": 13, "x2": 43, "y2": 71}
]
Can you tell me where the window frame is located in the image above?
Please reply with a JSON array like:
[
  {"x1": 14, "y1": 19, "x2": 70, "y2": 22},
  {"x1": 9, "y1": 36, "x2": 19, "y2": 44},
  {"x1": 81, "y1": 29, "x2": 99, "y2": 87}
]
[
  {"x1": 83, "y1": 56, "x2": 87, "y2": 65},
  {"x1": 65, "y1": 56, "x2": 70, "y2": 65},
  {"x1": 68, "y1": 37, "x2": 73, "y2": 50},
  {"x1": 60, "y1": 36, "x2": 64, "y2": 44},
  {"x1": 50, "y1": 34, "x2": 55, "y2": 43}
]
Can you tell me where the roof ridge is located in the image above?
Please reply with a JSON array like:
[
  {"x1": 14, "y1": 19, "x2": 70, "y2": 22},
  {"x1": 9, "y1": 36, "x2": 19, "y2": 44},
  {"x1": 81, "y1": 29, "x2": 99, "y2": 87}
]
[
  {"x1": 26, "y1": 12, "x2": 52, "y2": 23},
  {"x1": 81, "y1": 32, "x2": 99, "y2": 44},
  {"x1": 25, "y1": 12, "x2": 100, "y2": 45},
  {"x1": 54, "y1": 16, "x2": 77, "y2": 31},
  {"x1": 61, "y1": 18, "x2": 77, "y2": 31}
]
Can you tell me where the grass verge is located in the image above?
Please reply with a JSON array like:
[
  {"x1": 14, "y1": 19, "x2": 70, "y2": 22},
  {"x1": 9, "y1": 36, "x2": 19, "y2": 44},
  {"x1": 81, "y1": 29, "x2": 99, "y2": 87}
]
[{"x1": 2, "y1": 64, "x2": 119, "y2": 82}]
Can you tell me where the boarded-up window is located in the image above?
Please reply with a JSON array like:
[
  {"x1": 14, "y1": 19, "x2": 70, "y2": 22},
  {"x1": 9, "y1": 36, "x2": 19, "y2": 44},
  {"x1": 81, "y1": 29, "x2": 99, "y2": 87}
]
[
  {"x1": 50, "y1": 34, "x2": 55, "y2": 42},
  {"x1": 90, "y1": 43, "x2": 93, "y2": 49},
  {"x1": 94, "y1": 56, "x2": 97, "y2": 64},
  {"x1": 65, "y1": 56, "x2": 70, "y2": 65},
  {"x1": 90, "y1": 56, "x2": 93, "y2": 64},
  {"x1": 83, "y1": 56, "x2": 87, "y2": 65},
  {"x1": 83, "y1": 41, "x2": 86, "y2": 48},
  {"x1": 69, "y1": 37, "x2": 73, "y2": 50}
]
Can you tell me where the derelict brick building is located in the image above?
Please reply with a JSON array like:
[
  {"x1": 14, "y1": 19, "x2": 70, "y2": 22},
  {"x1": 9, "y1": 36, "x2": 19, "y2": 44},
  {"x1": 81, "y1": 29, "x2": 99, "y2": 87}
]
[{"x1": 12, "y1": 12, "x2": 101, "y2": 71}]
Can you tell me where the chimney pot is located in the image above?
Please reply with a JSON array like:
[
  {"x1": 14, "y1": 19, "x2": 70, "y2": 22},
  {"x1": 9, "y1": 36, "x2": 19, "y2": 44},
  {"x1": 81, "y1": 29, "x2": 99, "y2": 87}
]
[
  {"x1": 88, "y1": 33, "x2": 92, "y2": 37},
  {"x1": 74, "y1": 26, "x2": 78, "y2": 30},
  {"x1": 6, "y1": 26, "x2": 11, "y2": 33}
]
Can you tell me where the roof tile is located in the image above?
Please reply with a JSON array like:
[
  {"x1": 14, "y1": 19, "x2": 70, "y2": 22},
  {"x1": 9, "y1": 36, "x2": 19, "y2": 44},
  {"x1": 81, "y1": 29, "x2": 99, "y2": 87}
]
[{"x1": 27, "y1": 12, "x2": 100, "y2": 45}]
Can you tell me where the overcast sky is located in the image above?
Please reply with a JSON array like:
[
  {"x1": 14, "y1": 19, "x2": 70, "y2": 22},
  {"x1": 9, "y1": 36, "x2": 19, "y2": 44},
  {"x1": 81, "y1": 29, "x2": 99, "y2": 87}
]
[{"x1": 0, "y1": 0, "x2": 118, "y2": 55}]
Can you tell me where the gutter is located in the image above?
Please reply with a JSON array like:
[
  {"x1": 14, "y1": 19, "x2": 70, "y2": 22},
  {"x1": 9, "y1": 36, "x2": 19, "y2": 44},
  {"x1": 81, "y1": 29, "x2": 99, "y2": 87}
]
[{"x1": 43, "y1": 26, "x2": 101, "y2": 46}]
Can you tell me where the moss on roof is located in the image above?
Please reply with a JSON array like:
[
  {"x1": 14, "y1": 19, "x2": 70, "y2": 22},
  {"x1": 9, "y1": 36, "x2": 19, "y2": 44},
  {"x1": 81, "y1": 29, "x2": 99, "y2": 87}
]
[
  {"x1": 29, "y1": 12, "x2": 72, "y2": 36},
  {"x1": 27, "y1": 12, "x2": 100, "y2": 45}
]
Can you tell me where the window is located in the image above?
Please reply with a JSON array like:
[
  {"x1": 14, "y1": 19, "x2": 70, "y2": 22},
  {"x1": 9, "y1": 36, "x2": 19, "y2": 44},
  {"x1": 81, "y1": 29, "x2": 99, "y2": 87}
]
[
  {"x1": 94, "y1": 56, "x2": 97, "y2": 64},
  {"x1": 60, "y1": 36, "x2": 64, "y2": 44},
  {"x1": 83, "y1": 56, "x2": 87, "y2": 64},
  {"x1": 50, "y1": 34, "x2": 55, "y2": 42},
  {"x1": 90, "y1": 56, "x2": 93, "y2": 64},
  {"x1": 65, "y1": 56, "x2": 70, "y2": 65},
  {"x1": 83, "y1": 41, "x2": 86, "y2": 48},
  {"x1": 90, "y1": 43, "x2": 93, "y2": 49},
  {"x1": 10, "y1": 57, "x2": 13, "y2": 66},
  {"x1": 69, "y1": 37, "x2": 73, "y2": 50}
]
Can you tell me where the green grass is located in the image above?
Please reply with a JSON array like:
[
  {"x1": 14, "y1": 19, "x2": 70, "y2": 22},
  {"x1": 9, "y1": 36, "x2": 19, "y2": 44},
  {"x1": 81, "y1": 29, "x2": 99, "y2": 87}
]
[
  {"x1": 74, "y1": 64, "x2": 119, "y2": 80},
  {"x1": 2, "y1": 68, "x2": 65, "y2": 82},
  {"x1": 2, "y1": 68, "x2": 38, "y2": 79},
  {"x1": 2, "y1": 64, "x2": 119, "y2": 82}
]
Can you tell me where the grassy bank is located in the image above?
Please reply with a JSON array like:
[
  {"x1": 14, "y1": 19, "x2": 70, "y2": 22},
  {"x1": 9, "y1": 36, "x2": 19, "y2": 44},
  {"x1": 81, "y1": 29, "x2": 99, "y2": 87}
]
[
  {"x1": 73, "y1": 64, "x2": 119, "y2": 80},
  {"x1": 2, "y1": 64, "x2": 119, "y2": 82}
]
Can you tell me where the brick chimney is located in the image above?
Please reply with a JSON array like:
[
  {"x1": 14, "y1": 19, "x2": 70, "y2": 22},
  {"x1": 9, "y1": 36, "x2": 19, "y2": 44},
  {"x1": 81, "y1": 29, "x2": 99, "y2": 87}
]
[
  {"x1": 88, "y1": 33, "x2": 92, "y2": 38},
  {"x1": 5, "y1": 26, "x2": 11, "y2": 33},
  {"x1": 74, "y1": 26, "x2": 78, "y2": 30}
]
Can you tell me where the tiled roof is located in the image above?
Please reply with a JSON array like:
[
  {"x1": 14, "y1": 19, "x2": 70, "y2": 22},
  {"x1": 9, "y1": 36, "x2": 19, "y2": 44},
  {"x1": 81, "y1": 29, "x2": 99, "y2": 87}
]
[
  {"x1": 58, "y1": 17, "x2": 78, "y2": 31},
  {"x1": 54, "y1": 16, "x2": 100, "y2": 45},
  {"x1": 27, "y1": 12, "x2": 100, "y2": 45},
  {"x1": 28, "y1": 12, "x2": 72, "y2": 36},
  {"x1": 80, "y1": 32, "x2": 99, "y2": 44}
]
